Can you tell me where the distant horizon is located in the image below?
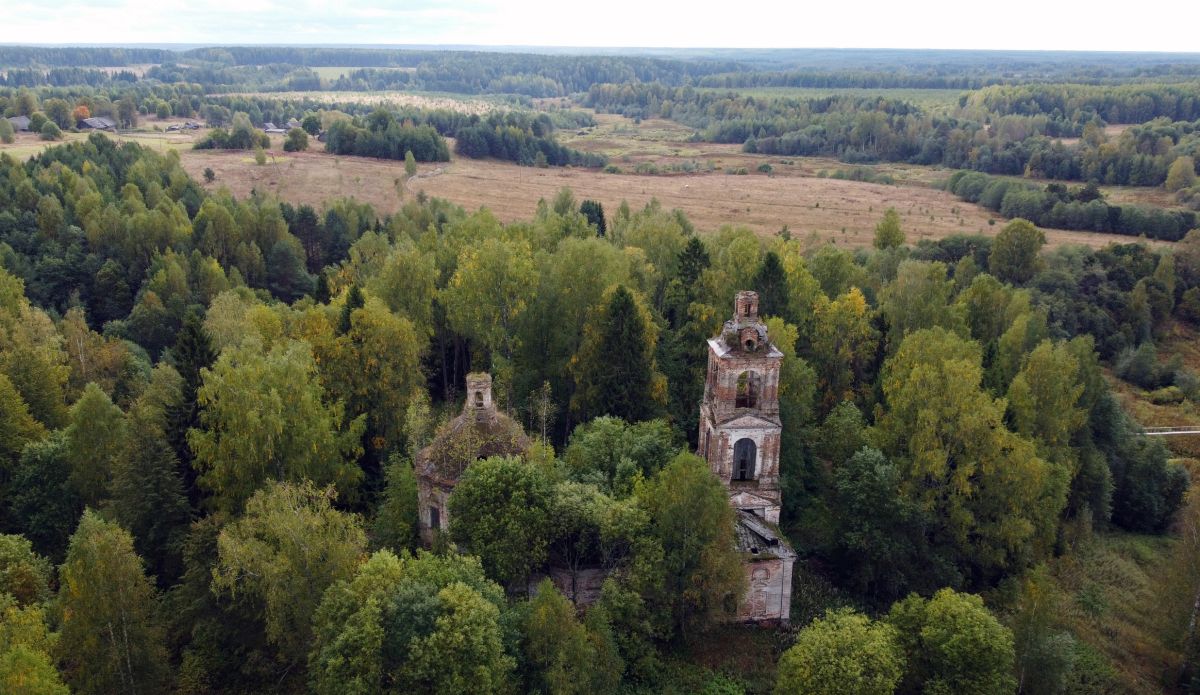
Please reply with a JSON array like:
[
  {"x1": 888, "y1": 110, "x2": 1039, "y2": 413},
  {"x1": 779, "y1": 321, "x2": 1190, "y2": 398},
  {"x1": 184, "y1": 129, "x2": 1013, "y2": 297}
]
[
  {"x1": 3, "y1": 43, "x2": 1200, "y2": 57},
  {"x1": 2, "y1": 0, "x2": 1198, "y2": 53}
]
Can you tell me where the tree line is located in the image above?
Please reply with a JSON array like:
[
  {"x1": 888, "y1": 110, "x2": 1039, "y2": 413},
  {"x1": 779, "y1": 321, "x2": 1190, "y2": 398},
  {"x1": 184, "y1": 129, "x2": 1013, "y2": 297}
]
[
  {"x1": 584, "y1": 82, "x2": 1200, "y2": 187},
  {"x1": 946, "y1": 171, "x2": 1198, "y2": 241}
]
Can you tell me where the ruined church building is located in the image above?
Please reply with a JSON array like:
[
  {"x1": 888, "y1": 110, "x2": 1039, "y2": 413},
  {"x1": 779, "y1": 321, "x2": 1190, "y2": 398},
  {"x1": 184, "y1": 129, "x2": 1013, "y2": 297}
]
[
  {"x1": 416, "y1": 290, "x2": 794, "y2": 625},
  {"x1": 698, "y1": 290, "x2": 795, "y2": 623}
]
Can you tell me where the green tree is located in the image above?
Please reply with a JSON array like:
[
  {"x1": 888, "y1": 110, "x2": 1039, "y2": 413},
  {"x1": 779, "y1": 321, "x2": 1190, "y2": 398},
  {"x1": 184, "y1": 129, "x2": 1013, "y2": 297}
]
[
  {"x1": 524, "y1": 579, "x2": 623, "y2": 694},
  {"x1": 880, "y1": 260, "x2": 964, "y2": 349},
  {"x1": 1165, "y1": 155, "x2": 1196, "y2": 192},
  {"x1": 117, "y1": 94, "x2": 138, "y2": 127},
  {"x1": 989, "y1": 219, "x2": 1046, "y2": 285},
  {"x1": 0, "y1": 534, "x2": 52, "y2": 606},
  {"x1": 404, "y1": 149, "x2": 418, "y2": 177},
  {"x1": 562, "y1": 416, "x2": 678, "y2": 497},
  {"x1": 0, "y1": 597, "x2": 69, "y2": 695},
  {"x1": 165, "y1": 311, "x2": 216, "y2": 508},
  {"x1": 754, "y1": 250, "x2": 790, "y2": 319},
  {"x1": 57, "y1": 510, "x2": 168, "y2": 695},
  {"x1": 42, "y1": 98, "x2": 71, "y2": 129},
  {"x1": 1007, "y1": 340, "x2": 1087, "y2": 526},
  {"x1": 189, "y1": 338, "x2": 365, "y2": 514},
  {"x1": 874, "y1": 328, "x2": 1054, "y2": 581},
  {"x1": 283, "y1": 127, "x2": 309, "y2": 152},
  {"x1": 1, "y1": 344, "x2": 69, "y2": 431},
  {"x1": 371, "y1": 455, "x2": 419, "y2": 552},
  {"x1": 324, "y1": 297, "x2": 425, "y2": 459},
  {"x1": 449, "y1": 456, "x2": 552, "y2": 585},
  {"x1": 873, "y1": 207, "x2": 906, "y2": 249},
  {"x1": 0, "y1": 372, "x2": 47, "y2": 488},
  {"x1": 309, "y1": 549, "x2": 513, "y2": 695},
  {"x1": 887, "y1": 588, "x2": 1016, "y2": 695},
  {"x1": 0, "y1": 118, "x2": 13, "y2": 144},
  {"x1": 571, "y1": 285, "x2": 666, "y2": 423},
  {"x1": 826, "y1": 447, "x2": 937, "y2": 602},
  {"x1": 7, "y1": 433, "x2": 80, "y2": 561},
  {"x1": 109, "y1": 406, "x2": 191, "y2": 585},
  {"x1": 366, "y1": 244, "x2": 437, "y2": 329},
  {"x1": 266, "y1": 237, "x2": 315, "y2": 301},
  {"x1": 580, "y1": 199, "x2": 607, "y2": 236},
  {"x1": 213, "y1": 481, "x2": 366, "y2": 668},
  {"x1": 441, "y1": 237, "x2": 538, "y2": 376},
  {"x1": 63, "y1": 383, "x2": 126, "y2": 508},
  {"x1": 302, "y1": 114, "x2": 321, "y2": 135},
  {"x1": 636, "y1": 451, "x2": 744, "y2": 640},
  {"x1": 775, "y1": 608, "x2": 904, "y2": 695},
  {"x1": 38, "y1": 121, "x2": 61, "y2": 141},
  {"x1": 810, "y1": 287, "x2": 878, "y2": 410}
]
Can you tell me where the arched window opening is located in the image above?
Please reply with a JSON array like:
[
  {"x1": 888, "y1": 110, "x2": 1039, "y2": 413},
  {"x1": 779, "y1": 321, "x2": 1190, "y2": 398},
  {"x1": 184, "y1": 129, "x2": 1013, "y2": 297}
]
[
  {"x1": 733, "y1": 438, "x2": 756, "y2": 481},
  {"x1": 474, "y1": 390, "x2": 484, "y2": 407},
  {"x1": 744, "y1": 338, "x2": 757, "y2": 352},
  {"x1": 735, "y1": 371, "x2": 759, "y2": 408},
  {"x1": 430, "y1": 506, "x2": 441, "y2": 529}
]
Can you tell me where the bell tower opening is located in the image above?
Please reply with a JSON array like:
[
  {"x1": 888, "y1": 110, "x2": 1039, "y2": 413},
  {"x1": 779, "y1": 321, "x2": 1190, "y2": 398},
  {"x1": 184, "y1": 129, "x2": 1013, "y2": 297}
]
[
  {"x1": 733, "y1": 438, "x2": 756, "y2": 481},
  {"x1": 735, "y1": 371, "x2": 760, "y2": 409},
  {"x1": 464, "y1": 372, "x2": 495, "y2": 423}
]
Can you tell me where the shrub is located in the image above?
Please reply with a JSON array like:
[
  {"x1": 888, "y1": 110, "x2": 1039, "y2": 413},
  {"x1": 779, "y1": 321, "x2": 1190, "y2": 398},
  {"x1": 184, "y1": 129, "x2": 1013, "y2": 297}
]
[{"x1": 39, "y1": 121, "x2": 62, "y2": 141}]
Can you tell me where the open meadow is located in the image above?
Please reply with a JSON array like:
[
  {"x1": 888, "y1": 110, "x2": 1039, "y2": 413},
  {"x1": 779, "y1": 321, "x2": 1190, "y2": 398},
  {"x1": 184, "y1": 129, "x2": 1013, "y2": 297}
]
[{"x1": 0, "y1": 111, "x2": 1172, "y2": 250}]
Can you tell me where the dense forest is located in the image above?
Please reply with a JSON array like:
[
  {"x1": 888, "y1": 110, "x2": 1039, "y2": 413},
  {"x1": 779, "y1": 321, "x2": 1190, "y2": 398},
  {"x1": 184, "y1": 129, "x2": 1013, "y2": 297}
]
[{"x1": 0, "y1": 129, "x2": 1196, "y2": 692}]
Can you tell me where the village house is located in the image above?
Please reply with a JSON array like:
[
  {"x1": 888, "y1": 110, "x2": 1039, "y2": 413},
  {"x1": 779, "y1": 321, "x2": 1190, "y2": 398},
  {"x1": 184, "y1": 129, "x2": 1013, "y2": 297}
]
[
  {"x1": 6, "y1": 115, "x2": 31, "y2": 132},
  {"x1": 78, "y1": 116, "x2": 117, "y2": 131}
]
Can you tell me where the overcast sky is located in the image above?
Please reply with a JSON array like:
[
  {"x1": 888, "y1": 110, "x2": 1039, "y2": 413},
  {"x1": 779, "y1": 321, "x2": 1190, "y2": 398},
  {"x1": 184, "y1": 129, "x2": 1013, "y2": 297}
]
[{"x1": 2, "y1": 0, "x2": 1198, "y2": 53}]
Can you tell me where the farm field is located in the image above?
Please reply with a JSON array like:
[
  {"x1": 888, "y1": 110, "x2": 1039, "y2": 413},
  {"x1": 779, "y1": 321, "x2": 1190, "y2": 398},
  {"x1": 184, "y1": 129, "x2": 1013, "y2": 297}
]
[
  {"x1": 177, "y1": 145, "x2": 1151, "y2": 250},
  {"x1": 207, "y1": 90, "x2": 508, "y2": 114},
  {"x1": 0, "y1": 113, "x2": 1172, "y2": 250}
]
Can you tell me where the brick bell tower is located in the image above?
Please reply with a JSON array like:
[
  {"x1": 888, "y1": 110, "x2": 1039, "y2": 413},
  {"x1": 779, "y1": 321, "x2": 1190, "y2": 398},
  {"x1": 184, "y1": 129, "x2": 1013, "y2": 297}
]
[{"x1": 698, "y1": 290, "x2": 784, "y2": 524}]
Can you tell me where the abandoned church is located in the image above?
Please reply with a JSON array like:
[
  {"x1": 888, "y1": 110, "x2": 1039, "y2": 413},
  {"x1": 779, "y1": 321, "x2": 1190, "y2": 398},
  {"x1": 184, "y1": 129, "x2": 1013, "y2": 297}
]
[{"x1": 415, "y1": 290, "x2": 794, "y2": 625}]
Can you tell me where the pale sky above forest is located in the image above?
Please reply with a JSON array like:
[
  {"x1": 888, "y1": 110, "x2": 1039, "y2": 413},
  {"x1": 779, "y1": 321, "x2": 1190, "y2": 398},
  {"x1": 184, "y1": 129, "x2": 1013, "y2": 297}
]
[{"x1": 1, "y1": 0, "x2": 1198, "y2": 52}]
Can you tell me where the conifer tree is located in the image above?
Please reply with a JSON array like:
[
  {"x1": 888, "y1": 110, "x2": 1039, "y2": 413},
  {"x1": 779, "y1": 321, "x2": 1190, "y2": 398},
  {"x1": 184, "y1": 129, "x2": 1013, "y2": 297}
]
[
  {"x1": 110, "y1": 411, "x2": 191, "y2": 586},
  {"x1": 166, "y1": 311, "x2": 216, "y2": 509},
  {"x1": 580, "y1": 199, "x2": 606, "y2": 236},
  {"x1": 338, "y1": 284, "x2": 365, "y2": 335},
  {"x1": 571, "y1": 285, "x2": 664, "y2": 424},
  {"x1": 754, "y1": 250, "x2": 790, "y2": 319},
  {"x1": 677, "y1": 237, "x2": 711, "y2": 290}
]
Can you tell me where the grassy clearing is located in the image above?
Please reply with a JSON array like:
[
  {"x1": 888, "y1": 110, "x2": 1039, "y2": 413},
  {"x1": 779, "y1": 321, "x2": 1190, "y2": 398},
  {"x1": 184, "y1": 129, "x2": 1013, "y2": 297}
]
[
  {"x1": 693, "y1": 86, "x2": 965, "y2": 109},
  {"x1": 209, "y1": 90, "x2": 506, "y2": 115},
  {"x1": 310, "y1": 66, "x2": 416, "y2": 81},
  {"x1": 1049, "y1": 527, "x2": 1194, "y2": 695}
]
